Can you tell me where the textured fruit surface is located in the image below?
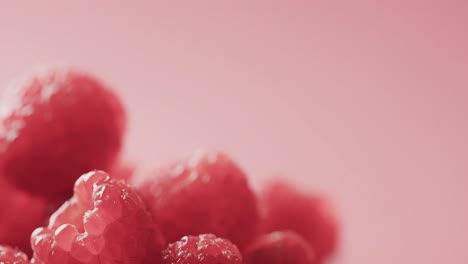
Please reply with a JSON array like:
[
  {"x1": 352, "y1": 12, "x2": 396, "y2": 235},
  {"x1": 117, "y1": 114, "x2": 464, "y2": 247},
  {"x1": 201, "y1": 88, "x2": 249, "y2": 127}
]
[
  {"x1": 162, "y1": 234, "x2": 242, "y2": 264},
  {"x1": 0, "y1": 67, "x2": 126, "y2": 199},
  {"x1": 0, "y1": 178, "x2": 47, "y2": 255},
  {"x1": 243, "y1": 231, "x2": 317, "y2": 264},
  {"x1": 136, "y1": 151, "x2": 258, "y2": 249},
  {"x1": 31, "y1": 171, "x2": 165, "y2": 264},
  {"x1": 260, "y1": 181, "x2": 339, "y2": 260},
  {"x1": 0, "y1": 245, "x2": 30, "y2": 264}
]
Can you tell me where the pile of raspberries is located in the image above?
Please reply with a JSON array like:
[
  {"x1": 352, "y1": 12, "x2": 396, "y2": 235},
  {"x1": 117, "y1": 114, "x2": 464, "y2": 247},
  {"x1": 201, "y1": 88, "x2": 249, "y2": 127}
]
[{"x1": 0, "y1": 67, "x2": 339, "y2": 264}]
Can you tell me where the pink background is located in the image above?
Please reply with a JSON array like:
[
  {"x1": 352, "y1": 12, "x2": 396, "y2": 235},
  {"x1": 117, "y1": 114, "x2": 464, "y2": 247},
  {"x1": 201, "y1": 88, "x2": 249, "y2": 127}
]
[{"x1": 1, "y1": 1, "x2": 467, "y2": 263}]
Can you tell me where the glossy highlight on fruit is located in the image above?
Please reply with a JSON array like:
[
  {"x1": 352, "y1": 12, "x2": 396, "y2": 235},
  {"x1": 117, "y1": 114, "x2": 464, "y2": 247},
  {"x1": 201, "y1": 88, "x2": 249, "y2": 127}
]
[
  {"x1": 30, "y1": 171, "x2": 165, "y2": 264},
  {"x1": 162, "y1": 234, "x2": 242, "y2": 264},
  {"x1": 135, "y1": 151, "x2": 259, "y2": 249},
  {"x1": 0, "y1": 67, "x2": 126, "y2": 199}
]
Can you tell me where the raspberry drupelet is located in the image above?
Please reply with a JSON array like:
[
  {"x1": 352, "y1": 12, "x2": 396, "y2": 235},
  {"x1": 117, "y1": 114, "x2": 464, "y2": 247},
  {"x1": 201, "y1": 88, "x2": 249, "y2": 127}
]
[
  {"x1": 30, "y1": 171, "x2": 165, "y2": 264},
  {"x1": 135, "y1": 151, "x2": 259, "y2": 250},
  {"x1": 0, "y1": 67, "x2": 126, "y2": 200}
]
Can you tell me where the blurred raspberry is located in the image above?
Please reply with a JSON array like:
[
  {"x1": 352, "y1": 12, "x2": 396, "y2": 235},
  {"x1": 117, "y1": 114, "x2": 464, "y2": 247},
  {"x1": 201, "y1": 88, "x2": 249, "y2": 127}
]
[
  {"x1": 0, "y1": 178, "x2": 47, "y2": 256},
  {"x1": 0, "y1": 245, "x2": 29, "y2": 264},
  {"x1": 244, "y1": 231, "x2": 317, "y2": 264},
  {"x1": 135, "y1": 151, "x2": 258, "y2": 249},
  {"x1": 30, "y1": 171, "x2": 165, "y2": 264},
  {"x1": 162, "y1": 234, "x2": 242, "y2": 264},
  {"x1": 0, "y1": 67, "x2": 126, "y2": 199},
  {"x1": 260, "y1": 181, "x2": 339, "y2": 260}
]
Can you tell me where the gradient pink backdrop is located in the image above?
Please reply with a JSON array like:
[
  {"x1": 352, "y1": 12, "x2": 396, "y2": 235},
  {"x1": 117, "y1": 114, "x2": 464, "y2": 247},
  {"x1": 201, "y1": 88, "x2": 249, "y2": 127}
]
[{"x1": 1, "y1": 1, "x2": 467, "y2": 263}]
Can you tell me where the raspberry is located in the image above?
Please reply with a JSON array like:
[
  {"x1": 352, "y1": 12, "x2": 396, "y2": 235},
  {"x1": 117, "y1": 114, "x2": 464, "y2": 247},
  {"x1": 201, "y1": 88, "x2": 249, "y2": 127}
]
[
  {"x1": 162, "y1": 234, "x2": 242, "y2": 264},
  {"x1": 243, "y1": 231, "x2": 317, "y2": 264},
  {"x1": 135, "y1": 151, "x2": 258, "y2": 249},
  {"x1": 30, "y1": 171, "x2": 165, "y2": 264},
  {"x1": 260, "y1": 181, "x2": 339, "y2": 260},
  {"x1": 0, "y1": 245, "x2": 29, "y2": 264},
  {"x1": 0, "y1": 178, "x2": 47, "y2": 255},
  {"x1": 0, "y1": 67, "x2": 126, "y2": 199}
]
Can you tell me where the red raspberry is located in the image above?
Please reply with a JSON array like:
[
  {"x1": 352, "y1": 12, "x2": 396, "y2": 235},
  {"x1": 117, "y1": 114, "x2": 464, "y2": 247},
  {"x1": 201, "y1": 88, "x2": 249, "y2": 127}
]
[
  {"x1": 260, "y1": 181, "x2": 339, "y2": 260},
  {"x1": 243, "y1": 231, "x2": 317, "y2": 264},
  {"x1": 162, "y1": 234, "x2": 242, "y2": 264},
  {"x1": 0, "y1": 178, "x2": 47, "y2": 255},
  {"x1": 30, "y1": 171, "x2": 165, "y2": 264},
  {"x1": 135, "y1": 151, "x2": 258, "y2": 249},
  {"x1": 0, "y1": 245, "x2": 29, "y2": 264},
  {"x1": 0, "y1": 67, "x2": 126, "y2": 199}
]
